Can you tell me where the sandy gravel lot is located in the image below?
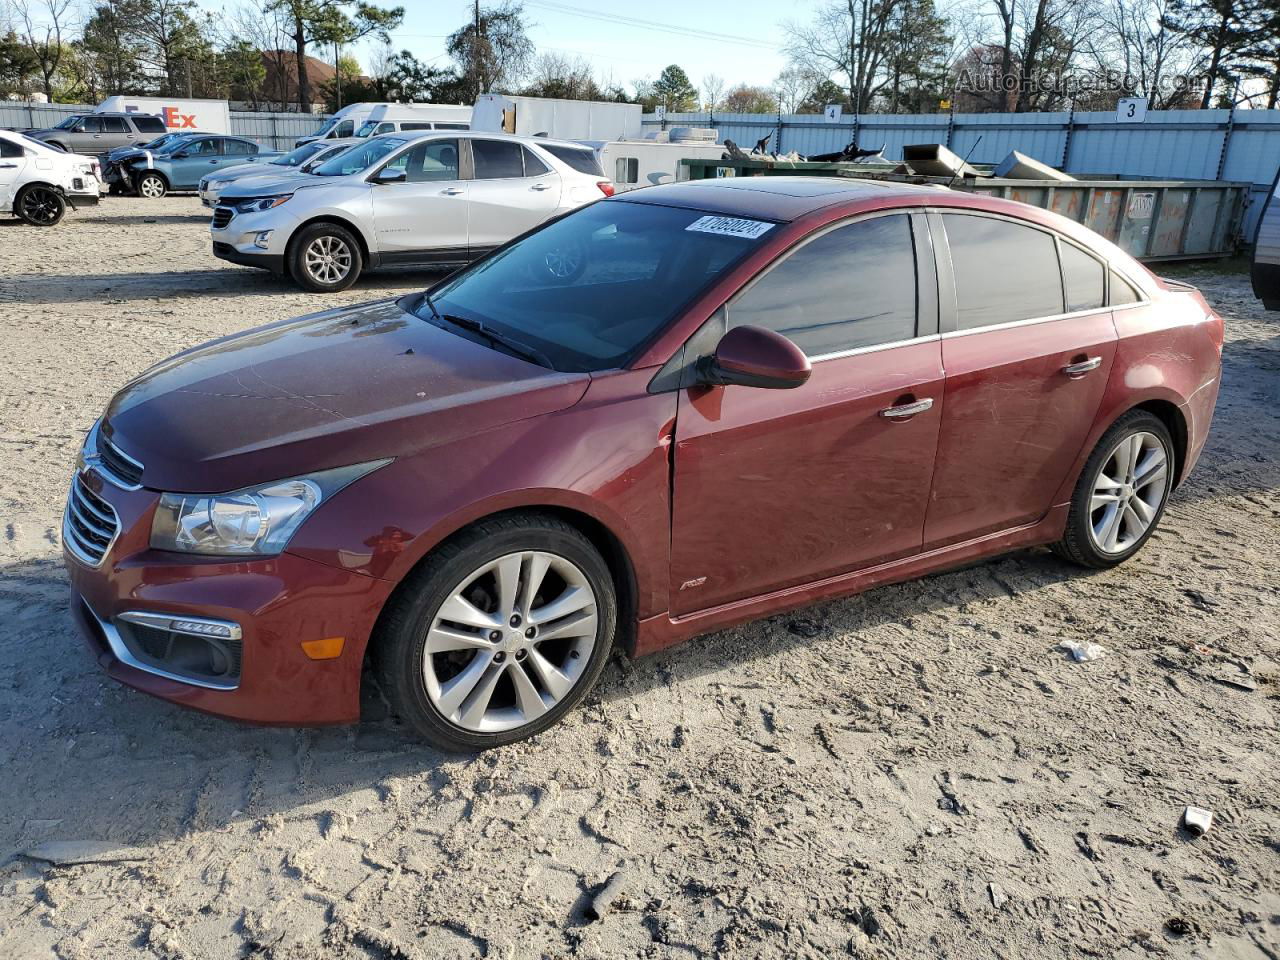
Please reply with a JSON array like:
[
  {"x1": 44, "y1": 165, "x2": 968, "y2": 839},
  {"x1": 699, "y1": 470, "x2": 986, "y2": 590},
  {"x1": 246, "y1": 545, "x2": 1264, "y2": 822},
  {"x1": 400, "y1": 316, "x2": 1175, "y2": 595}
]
[{"x1": 0, "y1": 197, "x2": 1277, "y2": 960}]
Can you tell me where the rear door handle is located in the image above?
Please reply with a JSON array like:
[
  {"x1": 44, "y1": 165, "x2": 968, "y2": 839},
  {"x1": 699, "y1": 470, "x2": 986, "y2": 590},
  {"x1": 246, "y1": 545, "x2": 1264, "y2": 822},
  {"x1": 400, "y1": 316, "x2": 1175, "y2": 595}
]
[
  {"x1": 442, "y1": 187, "x2": 465, "y2": 195},
  {"x1": 530, "y1": 182, "x2": 551, "y2": 191},
  {"x1": 1062, "y1": 357, "x2": 1102, "y2": 376},
  {"x1": 880, "y1": 397, "x2": 934, "y2": 419}
]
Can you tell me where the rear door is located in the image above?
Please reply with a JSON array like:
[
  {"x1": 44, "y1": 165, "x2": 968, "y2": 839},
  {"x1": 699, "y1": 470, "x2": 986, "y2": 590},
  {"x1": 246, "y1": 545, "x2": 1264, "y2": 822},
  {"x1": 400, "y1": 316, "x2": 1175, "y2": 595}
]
[
  {"x1": 923, "y1": 212, "x2": 1117, "y2": 548},
  {"x1": 669, "y1": 212, "x2": 945, "y2": 615},
  {"x1": 99, "y1": 115, "x2": 134, "y2": 150},
  {"x1": 369, "y1": 137, "x2": 470, "y2": 261},
  {"x1": 464, "y1": 139, "x2": 561, "y2": 255}
]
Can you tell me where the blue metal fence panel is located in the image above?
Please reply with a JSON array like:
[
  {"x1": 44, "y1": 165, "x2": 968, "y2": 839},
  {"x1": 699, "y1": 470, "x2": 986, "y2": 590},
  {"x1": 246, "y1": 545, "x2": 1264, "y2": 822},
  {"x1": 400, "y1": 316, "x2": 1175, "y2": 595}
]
[
  {"x1": 229, "y1": 112, "x2": 327, "y2": 151},
  {"x1": 645, "y1": 108, "x2": 1280, "y2": 242},
  {"x1": 0, "y1": 101, "x2": 88, "y2": 130}
]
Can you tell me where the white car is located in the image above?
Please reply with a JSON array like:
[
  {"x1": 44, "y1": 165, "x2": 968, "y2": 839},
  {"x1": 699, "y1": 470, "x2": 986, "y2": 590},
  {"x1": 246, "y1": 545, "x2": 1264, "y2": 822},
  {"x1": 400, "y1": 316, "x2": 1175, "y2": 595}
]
[
  {"x1": 0, "y1": 129, "x2": 101, "y2": 226},
  {"x1": 210, "y1": 131, "x2": 613, "y2": 292},
  {"x1": 198, "y1": 137, "x2": 360, "y2": 208}
]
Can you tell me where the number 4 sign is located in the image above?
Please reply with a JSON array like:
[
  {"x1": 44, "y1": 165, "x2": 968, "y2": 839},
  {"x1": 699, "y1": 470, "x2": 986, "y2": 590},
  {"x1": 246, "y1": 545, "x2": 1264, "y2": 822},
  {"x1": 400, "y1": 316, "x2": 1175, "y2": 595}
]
[
  {"x1": 1117, "y1": 98, "x2": 1147, "y2": 123},
  {"x1": 824, "y1": 104, "x2": 842, "y2": 123}
]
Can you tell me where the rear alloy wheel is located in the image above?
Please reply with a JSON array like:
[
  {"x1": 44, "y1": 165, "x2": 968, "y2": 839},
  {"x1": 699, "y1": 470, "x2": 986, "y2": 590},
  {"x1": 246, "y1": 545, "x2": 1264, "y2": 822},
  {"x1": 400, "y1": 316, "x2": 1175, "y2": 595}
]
[
  {"x1": 136, "y1": 173, "x2": 167, "y2": 199},
  {"x1": 374, "y1": 514, "x2": 616, "y2": 751},
  {"x1": 15, "y1": 185, "x2": 66, "y2": 226},
  {"x1": 1052, "y1": 410, "x2": 1174, "y2": 568},
  {"x1": 289, "y1": 223, "x2": 363, "y2": 292}
]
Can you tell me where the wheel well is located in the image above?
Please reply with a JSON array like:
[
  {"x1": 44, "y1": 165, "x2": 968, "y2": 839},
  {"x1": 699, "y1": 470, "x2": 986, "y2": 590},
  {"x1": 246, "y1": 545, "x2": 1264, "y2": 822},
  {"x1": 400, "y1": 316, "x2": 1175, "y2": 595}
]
[
  {"x1": 290, "y1": 215, "x2": 371, "y2": 265},
  {"x1": 1132, "y1": 399, "x2": 1188, "y2": 486},
  {"x1": 137, "y1": 169, "x2": 169, "y2": 186},
  {"x1": 362, "y1": 506, "x2": 640, "y2": 678}
]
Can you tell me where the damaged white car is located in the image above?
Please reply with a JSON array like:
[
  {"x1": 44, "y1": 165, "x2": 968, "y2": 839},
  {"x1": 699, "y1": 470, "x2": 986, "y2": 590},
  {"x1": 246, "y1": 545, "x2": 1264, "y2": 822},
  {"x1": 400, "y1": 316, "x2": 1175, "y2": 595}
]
[{"x1": 0, "y1": 129, "x2": 102, "y2": 226}]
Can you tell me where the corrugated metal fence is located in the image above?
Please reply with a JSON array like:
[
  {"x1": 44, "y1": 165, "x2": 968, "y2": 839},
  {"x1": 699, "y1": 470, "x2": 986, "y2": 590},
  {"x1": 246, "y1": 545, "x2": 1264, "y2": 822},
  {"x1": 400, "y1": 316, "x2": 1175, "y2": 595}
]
[
  {"x1": 0, "y1": 101, "x2": 326, "y2": 151},
  {"x1": 648, "y1": 109, "x2": 1280, "y2": 241}
]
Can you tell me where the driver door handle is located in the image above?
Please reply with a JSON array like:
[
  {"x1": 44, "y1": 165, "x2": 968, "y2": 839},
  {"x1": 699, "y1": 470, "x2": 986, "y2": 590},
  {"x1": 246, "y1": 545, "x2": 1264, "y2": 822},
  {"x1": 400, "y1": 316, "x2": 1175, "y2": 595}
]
[
  {"x1": 442, "y1": 187, "x2": 465, "y2": 195},
  {"x1": 879, "y1": 397, "x2": 934, "y2": 419},
  {"x1": 1062, "y1": 357, "x2": 1102, "y2": 376}
]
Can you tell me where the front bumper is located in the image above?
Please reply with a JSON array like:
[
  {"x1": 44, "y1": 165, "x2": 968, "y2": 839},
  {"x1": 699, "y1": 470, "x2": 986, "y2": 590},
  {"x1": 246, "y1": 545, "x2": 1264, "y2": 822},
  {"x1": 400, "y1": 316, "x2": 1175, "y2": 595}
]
[
  {"x1": 64, "y1": 467, "x2": 394, "y2": 726},
  {"x1": 210, "y1": 208, "x2": 295, "y2": 274}
]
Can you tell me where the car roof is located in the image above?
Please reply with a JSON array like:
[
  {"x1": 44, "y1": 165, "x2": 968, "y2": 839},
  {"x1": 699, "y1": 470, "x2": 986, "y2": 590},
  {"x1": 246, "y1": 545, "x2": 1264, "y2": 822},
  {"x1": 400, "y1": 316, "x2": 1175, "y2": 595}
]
[{"x1": 615, "y1": 176, "x2": 945, "y2": 221}]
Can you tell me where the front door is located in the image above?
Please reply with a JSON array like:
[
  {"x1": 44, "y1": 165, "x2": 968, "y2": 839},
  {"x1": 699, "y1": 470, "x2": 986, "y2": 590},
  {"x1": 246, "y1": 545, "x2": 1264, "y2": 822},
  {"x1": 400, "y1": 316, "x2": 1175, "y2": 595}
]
[
  {"x1": 465, "y1": 139, "x2": 561, "y2": 256},
  {"x1": 171, "y1": 137, "x2": 223, "y2": 188},
  {"x1": 369, "y1": 137, "x2": 470, "y2": 261},
  {"x1": 670, "y1": 213, "x2": 944, "y2": 615},
  {"x1": 923, "y1": 213, "x2": 1118, "y2": 548}
]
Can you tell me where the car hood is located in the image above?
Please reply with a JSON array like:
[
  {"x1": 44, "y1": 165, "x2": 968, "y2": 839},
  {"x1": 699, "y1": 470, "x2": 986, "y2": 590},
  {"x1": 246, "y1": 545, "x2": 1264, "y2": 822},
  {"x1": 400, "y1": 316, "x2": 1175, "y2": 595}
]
[
  {"x1": 102, "y1": 298, "x2": 591, "y2": 492},
  {"x1": 207, "y1": 164, "x2": 297, "y2": 186},
  {"x1": 218, "y1": 172, "x2": 328, "y2": 200}
]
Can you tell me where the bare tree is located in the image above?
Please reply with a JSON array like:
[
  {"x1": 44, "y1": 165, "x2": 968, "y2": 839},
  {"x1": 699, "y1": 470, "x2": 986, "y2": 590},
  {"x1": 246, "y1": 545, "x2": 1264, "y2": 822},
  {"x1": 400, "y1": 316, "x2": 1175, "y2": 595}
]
[
  {"x1": 15, "y1": 0, "x2": 73, "y2": 99},
  {"x1": 1083, "y1": 0, "x2": 1206, "y2": 108},
  {"x1": 774, "y1": 65, "x2": 822, "y2": 113},
  {"x1": 700, "y1": 72, "x2": 724, "y2": 110},
  {"x1": 784, "y1": 0, "x2": 902, "y2": 113}
]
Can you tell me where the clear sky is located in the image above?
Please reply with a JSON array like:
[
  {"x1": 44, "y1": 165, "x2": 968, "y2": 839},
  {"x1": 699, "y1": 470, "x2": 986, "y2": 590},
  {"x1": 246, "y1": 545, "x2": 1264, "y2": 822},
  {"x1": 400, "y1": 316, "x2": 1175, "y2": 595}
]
[{"x1": 361, "y1": 0, "x2": 796, "y2": 97}]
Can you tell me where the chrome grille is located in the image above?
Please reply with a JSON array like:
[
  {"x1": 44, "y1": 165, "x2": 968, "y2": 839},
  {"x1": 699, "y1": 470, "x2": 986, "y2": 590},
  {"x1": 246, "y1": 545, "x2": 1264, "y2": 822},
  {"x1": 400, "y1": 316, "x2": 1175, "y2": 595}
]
[
  {"x1": 64, "y1": 474, "x2": 120, "y2": 567},
  {"x1": 96, "y1": 429, "x2": 144, "y2": 487},
  {"x1": 211, "y1": 206, "x2": 233, "y2": 229}
]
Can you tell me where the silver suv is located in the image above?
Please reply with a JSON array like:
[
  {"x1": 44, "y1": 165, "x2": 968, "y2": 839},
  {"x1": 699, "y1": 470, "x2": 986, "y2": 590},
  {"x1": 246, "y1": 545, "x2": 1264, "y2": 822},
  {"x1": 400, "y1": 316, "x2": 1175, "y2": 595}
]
[
  {"x1": 26, "y1": 113, "x2": 168, "y2": 154},
  {"x1": 210, "y1": 132, "x2": 613, "y2": 292}
]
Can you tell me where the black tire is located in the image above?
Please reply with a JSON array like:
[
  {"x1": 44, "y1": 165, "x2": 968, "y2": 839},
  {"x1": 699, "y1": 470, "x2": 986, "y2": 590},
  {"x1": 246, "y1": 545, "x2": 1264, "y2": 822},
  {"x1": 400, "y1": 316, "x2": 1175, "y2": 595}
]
[
  {"x1": 288, "y1": 222, "x2": 363, "y2": 293},
  {"x1": 372, "y1": 513, "x2": 618, "y2": 752},
  {"x1": 1051, "y1": 410, "x2": 1175, "y2": 568},
  {"x1": 135, "y1": 172, "x2": 167, "y2": 199},
  {"x1": 15, "y1": 185, "x2": 66, "y2": 226}
]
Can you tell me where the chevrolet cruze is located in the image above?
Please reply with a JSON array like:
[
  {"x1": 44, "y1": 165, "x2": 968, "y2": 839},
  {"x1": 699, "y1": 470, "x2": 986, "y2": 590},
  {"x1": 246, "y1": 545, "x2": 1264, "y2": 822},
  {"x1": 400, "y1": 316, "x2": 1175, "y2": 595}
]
[{"x1": 65, "y1": 177, "x2": 1222, "y2": 751}]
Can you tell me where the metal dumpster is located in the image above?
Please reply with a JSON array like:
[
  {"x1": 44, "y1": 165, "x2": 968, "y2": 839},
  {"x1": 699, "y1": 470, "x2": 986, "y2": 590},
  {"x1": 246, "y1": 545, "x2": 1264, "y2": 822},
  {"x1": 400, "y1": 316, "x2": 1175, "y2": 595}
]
[{"x1": 680, "y1": 158, "x2": 1250, "y2": 262}]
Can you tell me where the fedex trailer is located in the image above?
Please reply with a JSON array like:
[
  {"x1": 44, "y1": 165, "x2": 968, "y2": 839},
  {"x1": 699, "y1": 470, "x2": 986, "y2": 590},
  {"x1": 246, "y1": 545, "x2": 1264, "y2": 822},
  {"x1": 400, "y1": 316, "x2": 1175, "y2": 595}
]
[
  {"x1": 471, "y1": 94, "x2": 642, "y2": 141},
  {"x1": 96, "y1": 96, "x2": 231, "y2": 135}
]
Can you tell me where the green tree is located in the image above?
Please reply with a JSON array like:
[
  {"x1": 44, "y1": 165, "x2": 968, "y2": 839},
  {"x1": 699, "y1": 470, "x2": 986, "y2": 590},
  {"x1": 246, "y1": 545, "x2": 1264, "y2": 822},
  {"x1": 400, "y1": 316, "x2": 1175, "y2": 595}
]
[
  {"x1": 446, "y1": 1, "x2": 534, "y2": 101},
  {"x1": 650, "y1": 63, "x2": 697, "y2": 111},
  {"x1": 269, "y1": 0, "x2": 404, "y2": 110},
  {"x1": 78, "y1": 0, "x2": 147, "y2": 96},
  {"x1": 221, "y1": 38, "x2": 268, "y2": 106},
  {"x1": 881, "y1": 0, "x2": 952, "y2": 111},
  {"x1": 799, "y1": 77, "x2": 851, "y2": 113},
  {"x1": 1160, "y1": 0, "x2": 1263, "y2": 107},
  {"x1": 0, "y1": 30, "x2": 41, "y2": 98}
]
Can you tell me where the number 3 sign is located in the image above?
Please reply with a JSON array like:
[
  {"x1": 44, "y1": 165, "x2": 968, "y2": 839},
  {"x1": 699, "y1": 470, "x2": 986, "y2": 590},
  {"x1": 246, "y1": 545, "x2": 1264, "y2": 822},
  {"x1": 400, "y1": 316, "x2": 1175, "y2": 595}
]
[{"x1": 1117, "y1": 98, "x2": 1147, "y2": 123}]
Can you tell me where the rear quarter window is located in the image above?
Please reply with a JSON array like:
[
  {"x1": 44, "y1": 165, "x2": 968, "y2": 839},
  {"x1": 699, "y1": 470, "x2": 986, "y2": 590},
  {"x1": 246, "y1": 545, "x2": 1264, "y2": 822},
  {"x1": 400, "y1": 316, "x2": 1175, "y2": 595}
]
[
  {"x1": 1110, "y1": 270, "x2": 1143, "y2": 305},
  {"x1": 132, "y1": 116, "x2": 166, "y2": 133},
  {"x1": 544, "y1": 144, "x2": 604, "y2": 177},
  {"x1": 1060, "y1": 241, "x2": 1106, "y2": 312}
]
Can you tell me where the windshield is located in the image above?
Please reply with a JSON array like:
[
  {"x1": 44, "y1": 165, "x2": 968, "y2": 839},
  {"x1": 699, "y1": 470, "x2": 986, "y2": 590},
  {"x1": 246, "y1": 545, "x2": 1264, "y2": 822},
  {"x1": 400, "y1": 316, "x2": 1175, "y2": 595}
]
[
  {"x1": 311, "y1": 136, "x2": 406, "y2": 176},
  {"x1": 272, "y1": 141, "x2": 326, "y2": 166},
  {"x1": 421, "y1": 201, "x2": 773, "y2": 372},
  {"x1": 54, "y1": 115, "x2": 86, "y2": 130}
]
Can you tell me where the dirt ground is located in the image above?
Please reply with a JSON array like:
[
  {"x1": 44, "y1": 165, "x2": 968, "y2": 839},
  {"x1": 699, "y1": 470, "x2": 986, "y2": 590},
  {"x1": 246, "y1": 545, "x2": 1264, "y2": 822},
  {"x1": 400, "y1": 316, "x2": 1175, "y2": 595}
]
[{"x1": 0, "y1": 196, "x2": 1277, "y2": 960}]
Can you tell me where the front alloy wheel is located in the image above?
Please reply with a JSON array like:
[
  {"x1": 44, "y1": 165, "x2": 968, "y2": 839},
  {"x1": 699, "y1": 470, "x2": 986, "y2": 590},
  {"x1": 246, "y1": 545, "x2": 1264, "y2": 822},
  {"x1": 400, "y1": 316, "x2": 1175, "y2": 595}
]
[
  {"x1": 303, "y1": 235, "x2": 354, "y2": 286},
  {"x1": 425, "y1": 551, "x2": 598, "y2": 733},
  {"x1": 373, "y1": 513, "x2": 617, "y2": 751},
  {"x1": 137, "y1": 173, "x2": 167, "y2": 198},
  {"x1": 16, "y1": 185, "x2": 65, "y2": 226}
]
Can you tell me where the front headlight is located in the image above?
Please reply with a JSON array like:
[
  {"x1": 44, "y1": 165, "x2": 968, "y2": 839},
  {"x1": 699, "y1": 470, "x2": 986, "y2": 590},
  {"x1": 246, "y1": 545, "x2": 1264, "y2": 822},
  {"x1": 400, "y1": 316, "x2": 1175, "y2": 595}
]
[
  {"x1": 150, "y1": 460, "x2": 390, "y2": 556},
  {"x1": 234, "y1": 194, "x2": 292, "y2": 214}
]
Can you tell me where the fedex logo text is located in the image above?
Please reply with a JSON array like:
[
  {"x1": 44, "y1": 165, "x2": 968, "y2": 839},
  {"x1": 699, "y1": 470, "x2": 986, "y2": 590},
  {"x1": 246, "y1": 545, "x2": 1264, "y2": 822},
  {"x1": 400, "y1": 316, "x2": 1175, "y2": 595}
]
[{"x1": 162, "y1": 106, "x2": 197, "y2": 128}]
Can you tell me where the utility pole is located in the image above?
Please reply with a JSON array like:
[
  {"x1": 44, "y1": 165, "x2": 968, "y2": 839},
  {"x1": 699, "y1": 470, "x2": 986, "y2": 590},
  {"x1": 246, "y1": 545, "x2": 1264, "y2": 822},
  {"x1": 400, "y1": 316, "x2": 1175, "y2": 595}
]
[
  {"x1": 474, "y1": 0, "x2": 482, "y2": 98},
  {"x1": 335, "y1": 41, "x2": 343, "y2": 109}
]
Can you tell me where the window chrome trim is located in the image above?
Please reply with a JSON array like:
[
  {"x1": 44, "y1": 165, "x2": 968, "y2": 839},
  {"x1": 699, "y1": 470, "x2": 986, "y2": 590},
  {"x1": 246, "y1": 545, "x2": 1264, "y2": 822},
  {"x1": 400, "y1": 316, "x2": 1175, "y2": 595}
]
[
  {"x1": 811, "y1": 333, "x2": 940, "y2": 363},
  {"x1": 88, "y1": 605, "x2": 242, "y2": 691},
  {"x1": 938, "y1": 306, "x2": 1114, "y2": 339},
  {"x1": 80, "y1": 420, "x2": 143, "y2": 491},
  {"x1": 117, "y1": 611, "x2": 244, "y2": 642}
]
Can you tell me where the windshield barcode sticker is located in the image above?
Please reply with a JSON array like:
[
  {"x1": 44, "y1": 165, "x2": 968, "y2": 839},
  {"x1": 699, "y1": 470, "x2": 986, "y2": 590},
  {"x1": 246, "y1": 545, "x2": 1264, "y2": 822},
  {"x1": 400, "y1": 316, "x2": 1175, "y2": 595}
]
[{"x1": 685, "y1": 216, "x2": 775, "y2": 239}]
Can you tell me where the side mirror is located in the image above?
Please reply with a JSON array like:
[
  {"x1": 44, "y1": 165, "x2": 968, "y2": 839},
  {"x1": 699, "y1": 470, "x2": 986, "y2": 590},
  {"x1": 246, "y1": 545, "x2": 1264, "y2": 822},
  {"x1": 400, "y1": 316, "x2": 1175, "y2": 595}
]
[
  {"x1": 372, "y1": 168, "x2": 406, "y2": 184},
  {"x1": 699, "y1": 325, "x2": 810, "y2": 390}
]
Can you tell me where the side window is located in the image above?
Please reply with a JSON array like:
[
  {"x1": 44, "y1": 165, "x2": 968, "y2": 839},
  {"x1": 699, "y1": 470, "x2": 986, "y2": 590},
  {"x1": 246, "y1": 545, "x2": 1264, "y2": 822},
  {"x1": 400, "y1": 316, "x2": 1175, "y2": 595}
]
[
  {"x1": 223, "y1": 140, "x2": 255, "y2": 155},
  {"x1": 80, "y1": 117, "x2": 104, "y2": 133},
  {"x1": 401, "y1": 122, "x2": 433, "y2": 131},
  {"x1": 376, "y1": 122, "x2": 396, "y2": 134},
  {"x1": 523, "y1": 147, "x2": 550, "y2": 176},
  {"x1": 472, "y1": 139, "x2": 525, "y2": 179},
  {"x1": 0, "y1": 138, "x2": 23, "y2": 158},
  {"x1": 100, "y1": 116, "x2": 129, "y2": 133},
  {"x1": 335, "y1": 120, "x2": 354, "y2": 137},
  {"x1": 186, "y1": 138, "x2": 218, "y2": 156},
  {"x1": 1060, "y1": 240, "x2": 1105, "y2": 312},
  {"x1": 133, "y1": 116, "x2": 166, "y2": 133},
  {"x1": 1110, "y1": 270, "x2": 1143, "y2": 305},
  {"x1": 615, "y1": 157, "x2": 638, "y2": 184},
  {"x1": 729, "y1": 215, "x2": 918, "y2": 356},
  {"x1": 944, "y1": 214, "x2": 1063, "y2": 328},
  {"x1": 389, "y1": 139, "x2": 460, "y2": 182},
  {"x1": 435, "y1": 122, "x2": 469, "y2": 130}
]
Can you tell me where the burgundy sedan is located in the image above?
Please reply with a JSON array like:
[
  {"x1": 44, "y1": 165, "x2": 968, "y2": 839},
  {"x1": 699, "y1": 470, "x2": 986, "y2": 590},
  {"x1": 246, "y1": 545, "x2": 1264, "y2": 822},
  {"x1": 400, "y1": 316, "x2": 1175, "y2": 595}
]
[{"x1": 65, "y1": 177, "x2": 1222, "y2": 750}]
